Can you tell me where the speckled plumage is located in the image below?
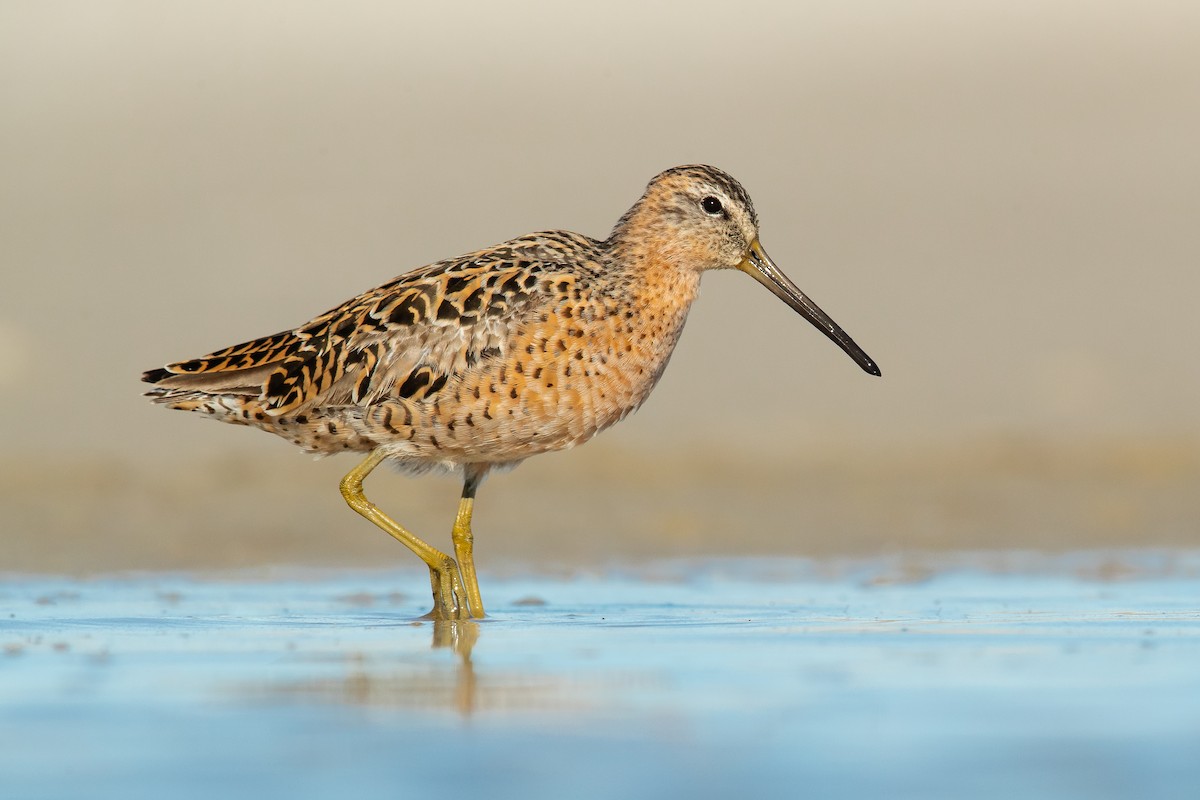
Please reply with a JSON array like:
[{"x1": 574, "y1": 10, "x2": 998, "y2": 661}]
[{"x1": 144, "y1": 165, "x2": 879, "y2": 619}]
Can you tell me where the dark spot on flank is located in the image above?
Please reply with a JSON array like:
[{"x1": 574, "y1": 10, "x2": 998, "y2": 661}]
[
  {"x1": 447, "y1": 420, "x2": 456, "y2": 432},
  {"x1": 397, "y1": 369, "x2": 432, "y2": 398},
  {"x1": 465, "y1": 413, "x2": 474, "y2": 427},
  {"x1": 295, "y1": 415, "x2": 308, "y2": 424},
  {"x1": 430, "y1": 436, "x2": 441, "y2": 449},
  {"x1": 437, "y1": 300, "x2": 459, "y2": 321},
  {"x1": 509, "y1": 387, "x2": 518, "y2": 399},
  {"x1": 327, "y1": 422, "x2": 337, "y2": 434},
  {"x1": 574, "y1": 350, "x2": 584, "y2": 360},
  {"x1": 255, "y1": 412, "x2": 265, "y2": 420},
  {"x1": 388, "y1": 294, "x2": 425, "y2": 325},
  {"x1": 462, "y1": 289, "x2": 484, "y2": 313},
  {"x1": 354, "y1": 371, "x2": 372, "y2": 400},
  {"x1": 533, "y1": 367, "x2": 543, "y2": 379},
  {"x1": 427, "y1": 374, "x2": 448, "y2": 395},
  {"x1": 266, "y1": 372, "x2": 288, "y2": 397},
  {"x1": 557, "y1": 280, "x2": 571, "y2": 293}
]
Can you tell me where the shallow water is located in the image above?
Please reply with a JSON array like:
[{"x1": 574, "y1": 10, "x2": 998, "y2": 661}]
[{"x1": 3, "y1": 554, "x2": 1199, "y2": 800}]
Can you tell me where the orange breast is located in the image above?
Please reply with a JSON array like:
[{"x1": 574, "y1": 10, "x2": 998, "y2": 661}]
[{"x1": 421, "y1": 267, "x2": 701, "y2": 464}]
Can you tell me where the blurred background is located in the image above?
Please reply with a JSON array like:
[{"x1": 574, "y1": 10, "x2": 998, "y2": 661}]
[{"x1": 3, "y1": 0, "x2": 1198, "y2": 573}]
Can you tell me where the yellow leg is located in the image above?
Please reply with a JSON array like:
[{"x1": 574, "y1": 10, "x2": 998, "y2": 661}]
[
  {"x1": 451, "y1": 495, "x2": 485, "y2": 618},
  {"x1": 340, "y1": 449, "x2": 469, "y2": 620}
]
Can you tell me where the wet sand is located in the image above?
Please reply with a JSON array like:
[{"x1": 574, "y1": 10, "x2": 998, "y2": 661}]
[
  {"x1": 4, "y1": 437, "x2": 1197, "y2": 574},
  {"x1": 3, "y1": 554, "x2": 1198, "y2": 799}
]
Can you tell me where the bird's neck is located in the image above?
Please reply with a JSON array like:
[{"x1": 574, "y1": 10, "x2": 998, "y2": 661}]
[
  {"x1": 600, "y1": 215, "x2": 703, "y2": 392},
  {"x1": 604, "y1": 234, "x2": 701, "y2": 312},
  {"x1": 604, "y1": 204, "x2": 703, "y2": 304}
]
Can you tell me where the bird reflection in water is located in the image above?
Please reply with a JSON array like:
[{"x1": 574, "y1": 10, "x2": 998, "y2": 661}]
[
  {"x1": 273, "y1": 620, "x2": 483, "y2": 716},
  {"x1": 431, "y1": 619, "x2": 479, "y2": 717}
]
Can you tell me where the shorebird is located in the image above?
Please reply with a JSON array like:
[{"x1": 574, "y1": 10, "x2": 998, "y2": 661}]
[{"x1": 143, "y1": 165, "x2": 880, "y2": 619}]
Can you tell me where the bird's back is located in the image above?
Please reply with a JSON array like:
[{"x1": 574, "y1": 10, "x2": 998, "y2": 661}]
[{"x1": 143, "y1": 229, "x2": 696, "y2": 468}]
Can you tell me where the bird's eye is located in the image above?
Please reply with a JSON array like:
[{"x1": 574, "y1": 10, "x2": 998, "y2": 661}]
[{"x1": 700, "y1": 196, "x2": 724, "y2": 216}]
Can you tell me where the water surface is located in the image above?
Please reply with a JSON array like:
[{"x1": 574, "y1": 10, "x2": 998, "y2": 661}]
[{"x1": 3, "y1": 554, "x2": 1198, "y2": 800}]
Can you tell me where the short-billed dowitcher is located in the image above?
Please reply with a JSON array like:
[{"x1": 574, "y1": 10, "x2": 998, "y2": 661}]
[{"x1": 143, "y1": 165, "x2": 880, "y2": 619}]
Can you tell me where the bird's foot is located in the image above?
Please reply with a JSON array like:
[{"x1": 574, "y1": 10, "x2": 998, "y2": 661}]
[{"x1": 425, "y1": 556, "x2": 477, "y2": 620}]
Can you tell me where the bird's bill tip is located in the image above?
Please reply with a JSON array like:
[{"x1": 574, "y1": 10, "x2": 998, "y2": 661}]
[{"x1": 737, "y1": 240, "x2": 881, "y2": 377}]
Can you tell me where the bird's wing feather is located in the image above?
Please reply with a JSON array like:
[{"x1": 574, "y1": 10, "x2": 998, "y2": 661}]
[{"x1": 143, "y1": 233, "x2": 598, "y2": 415}]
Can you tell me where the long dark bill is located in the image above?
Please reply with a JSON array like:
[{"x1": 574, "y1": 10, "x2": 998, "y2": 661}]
[{"x1": 737, "y1": 239, "x2": 881, "y2": 376}]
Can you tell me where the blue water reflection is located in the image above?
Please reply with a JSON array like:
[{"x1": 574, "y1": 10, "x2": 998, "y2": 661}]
[{"x1": 2, "y1": 553, "x2": 1198, "y2": 799}]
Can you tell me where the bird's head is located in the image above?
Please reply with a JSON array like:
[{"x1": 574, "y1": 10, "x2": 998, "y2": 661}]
[{"x1": 610, "y1": 164, "x2": 880, "y2": 376}]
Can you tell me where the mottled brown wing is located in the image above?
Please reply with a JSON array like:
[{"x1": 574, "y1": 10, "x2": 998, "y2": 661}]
[
  {"x1": 143, "y1": 232, "x2": 599, "y2": 414},
  {"x1": 141, "y1": 326, "x2": 315, "y2": 396},
  {"x1": 140, "y1": 286, "x2": 364, "y2": 397},
  {"x1": 261, "y1": 251, "x2": 550, "y2": 414}
]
